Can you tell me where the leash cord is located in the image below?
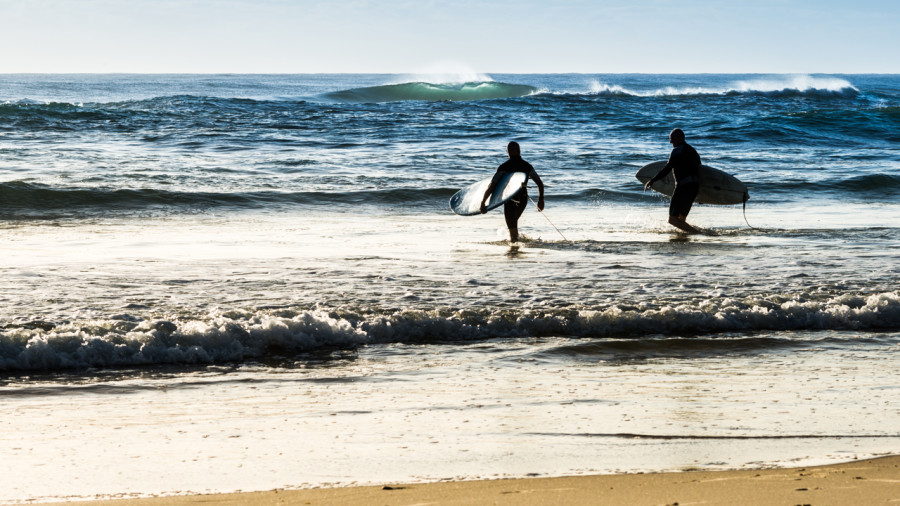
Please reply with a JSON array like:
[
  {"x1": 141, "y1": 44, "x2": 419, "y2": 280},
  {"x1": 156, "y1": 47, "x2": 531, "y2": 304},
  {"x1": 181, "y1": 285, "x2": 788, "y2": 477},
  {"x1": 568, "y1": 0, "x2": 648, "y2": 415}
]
[
  {"x1": 528, "y1": 195, "x2": 569, "y2": 242},
  {"x1": 742, "y1": 195, "x2": 759, "y2": 230}
]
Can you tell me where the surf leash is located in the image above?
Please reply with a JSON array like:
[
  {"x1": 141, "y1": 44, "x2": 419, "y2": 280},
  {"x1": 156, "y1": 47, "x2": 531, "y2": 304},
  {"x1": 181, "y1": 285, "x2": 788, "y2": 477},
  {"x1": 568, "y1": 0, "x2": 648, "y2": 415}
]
[
  {"x1": 741, "y1": 191, "x2": 760, "y2": 230},
  {"x1": 529, "y1": 195, "x2": 569, "y2": 242}
]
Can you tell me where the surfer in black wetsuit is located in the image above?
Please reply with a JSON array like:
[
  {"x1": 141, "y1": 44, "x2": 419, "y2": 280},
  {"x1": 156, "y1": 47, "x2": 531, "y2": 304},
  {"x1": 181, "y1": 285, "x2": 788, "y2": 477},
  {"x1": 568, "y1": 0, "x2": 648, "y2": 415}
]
[
  {"x1": 645, "y1": 128, "x2": 702, "y2": 234},
  {"x1": 480, "y1": 141, "x2": 545, "y2": 243}
]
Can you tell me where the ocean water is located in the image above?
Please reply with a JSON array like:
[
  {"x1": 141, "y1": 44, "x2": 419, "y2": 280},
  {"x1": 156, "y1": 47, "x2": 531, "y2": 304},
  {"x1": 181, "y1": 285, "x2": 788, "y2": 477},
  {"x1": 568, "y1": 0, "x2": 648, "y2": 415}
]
[{"x1": 1, "y1": 73, "x2": 899, "y2": 501}]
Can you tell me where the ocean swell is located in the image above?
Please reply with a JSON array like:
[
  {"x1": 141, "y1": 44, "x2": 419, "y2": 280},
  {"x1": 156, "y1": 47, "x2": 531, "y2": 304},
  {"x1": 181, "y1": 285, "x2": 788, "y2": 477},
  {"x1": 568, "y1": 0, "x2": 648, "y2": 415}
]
[
  {"x1": 323, "y1": 81, "x2": 538, "y2": 102},
  {"x1": 747, "y1": 173, "x2": 900, "y2": 198},
  {"x1": 3, "y1": 291, "x2": 898, "y2": 371},
  {"x1": 0, "y1": 182, "x2": 457, "y2": 218}
]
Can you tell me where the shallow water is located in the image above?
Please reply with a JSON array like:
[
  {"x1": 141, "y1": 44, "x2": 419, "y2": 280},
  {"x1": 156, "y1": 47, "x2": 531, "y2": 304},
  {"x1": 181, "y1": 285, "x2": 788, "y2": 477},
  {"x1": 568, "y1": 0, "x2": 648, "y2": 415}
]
[{"x1": 1, "y1": 73, "x2": 899, "y2": 501}]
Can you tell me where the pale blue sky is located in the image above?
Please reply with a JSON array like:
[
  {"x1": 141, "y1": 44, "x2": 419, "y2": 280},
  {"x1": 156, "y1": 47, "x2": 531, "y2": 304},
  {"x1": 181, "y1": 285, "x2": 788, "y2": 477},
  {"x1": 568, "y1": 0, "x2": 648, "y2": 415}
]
[{"x1": 1, "y1": 0, "x2": 897, "y2": 73}]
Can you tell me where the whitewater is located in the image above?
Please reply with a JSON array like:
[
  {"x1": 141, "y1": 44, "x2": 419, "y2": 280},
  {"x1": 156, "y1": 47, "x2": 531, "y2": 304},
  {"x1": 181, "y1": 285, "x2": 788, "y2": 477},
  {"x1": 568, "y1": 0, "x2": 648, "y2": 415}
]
[{"x1": 1, "y1": 73, "x2": 899, "y2": 502}]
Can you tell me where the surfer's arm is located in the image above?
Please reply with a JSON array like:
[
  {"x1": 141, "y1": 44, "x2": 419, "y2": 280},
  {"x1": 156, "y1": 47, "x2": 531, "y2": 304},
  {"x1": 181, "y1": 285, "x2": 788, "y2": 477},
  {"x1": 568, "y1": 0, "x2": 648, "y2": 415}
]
[
  {"x1": 645, "y1": 162, "x2": 673, "y2": 190},
  {"x1": 647, "y1": 146, "x2": 686, "y2": 189},
  {"x1": 480, "y1": 173, "x2": 502, "y2": 214},
  {"x1": 530, "y1": 170, "x2": 545, "y2": 211},
  {"x1": 479, "y1": 185, "x2": 493, "y2": 214}
]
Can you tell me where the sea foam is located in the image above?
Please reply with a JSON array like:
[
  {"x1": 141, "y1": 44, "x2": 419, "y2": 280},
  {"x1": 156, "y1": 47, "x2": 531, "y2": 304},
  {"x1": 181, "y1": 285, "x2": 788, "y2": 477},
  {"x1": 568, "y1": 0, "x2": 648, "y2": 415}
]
[
  {"x1": 588, "y1": 75, "x2": 859, "y2": 97},
  {"x1": 2, "y1": 291, "x2": 898, "y2": 371}
]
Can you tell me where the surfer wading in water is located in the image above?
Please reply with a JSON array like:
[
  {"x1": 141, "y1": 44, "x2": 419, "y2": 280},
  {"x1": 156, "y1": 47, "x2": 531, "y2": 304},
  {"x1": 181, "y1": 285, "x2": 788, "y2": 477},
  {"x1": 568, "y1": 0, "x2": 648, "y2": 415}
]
[
  {"x1": 480, "y1": 141, "x2": 545, "y2": 243},
  {"x1": 644, "y1": 128, "x2": 702, "y2": 234}
]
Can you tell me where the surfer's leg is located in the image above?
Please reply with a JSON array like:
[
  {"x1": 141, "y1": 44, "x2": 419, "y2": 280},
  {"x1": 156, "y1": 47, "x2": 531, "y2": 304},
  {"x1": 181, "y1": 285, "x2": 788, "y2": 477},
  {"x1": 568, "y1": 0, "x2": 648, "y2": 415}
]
[
  {"x1": 668, "y1": 183, "x2": 700, "y2": 233},
  {"x1": 668, "y1": 215, "x2": 700, "y2": 234},
  {"x1": 504, "y1": 194, "x2": 528, "y2": 243}
]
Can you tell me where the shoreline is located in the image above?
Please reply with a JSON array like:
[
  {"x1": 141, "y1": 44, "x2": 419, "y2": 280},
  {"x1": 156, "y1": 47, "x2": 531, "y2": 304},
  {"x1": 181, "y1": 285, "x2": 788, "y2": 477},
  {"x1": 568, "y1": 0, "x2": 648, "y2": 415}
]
[{"x1": 52, "y1": 455, "x2": 900, "y2": 506}]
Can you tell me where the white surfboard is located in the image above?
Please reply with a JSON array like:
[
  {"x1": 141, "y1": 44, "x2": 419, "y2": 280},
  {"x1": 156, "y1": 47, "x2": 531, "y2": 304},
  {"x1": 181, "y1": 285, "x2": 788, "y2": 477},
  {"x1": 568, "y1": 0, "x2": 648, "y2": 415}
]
[
  {"x1": 635, "y1": 161, "x2": 749, "y2": 205},
  {"x1": 450, "y1": 172, "x2": 528, "y2": 216}
]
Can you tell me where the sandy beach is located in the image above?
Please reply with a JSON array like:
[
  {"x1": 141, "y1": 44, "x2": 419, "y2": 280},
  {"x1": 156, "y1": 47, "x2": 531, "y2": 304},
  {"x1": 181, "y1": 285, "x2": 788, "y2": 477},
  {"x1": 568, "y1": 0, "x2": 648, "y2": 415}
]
[{"x1": 51, "y1": 455, "x2": 899, "y2": 506}]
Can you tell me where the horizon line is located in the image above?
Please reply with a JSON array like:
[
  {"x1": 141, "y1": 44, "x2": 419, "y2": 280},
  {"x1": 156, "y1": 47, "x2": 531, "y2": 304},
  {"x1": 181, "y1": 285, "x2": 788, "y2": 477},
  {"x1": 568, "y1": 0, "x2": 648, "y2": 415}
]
[{"x1": 2, "y1": 71, "x2": 900, "y2": 76}]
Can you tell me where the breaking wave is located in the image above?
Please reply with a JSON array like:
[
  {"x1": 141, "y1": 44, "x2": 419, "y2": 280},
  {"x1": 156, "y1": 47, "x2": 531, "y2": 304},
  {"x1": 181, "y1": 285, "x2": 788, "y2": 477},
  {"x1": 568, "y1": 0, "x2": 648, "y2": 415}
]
[
  {"x1": 588, "y1": 75, "x2": 859, "y2": 98},
  {"x1": 3, "y1": 291, "x2": 898, "y2": 371},
  {"x1": 323, "y1": 81, "x2": 538, "y2": 103}
]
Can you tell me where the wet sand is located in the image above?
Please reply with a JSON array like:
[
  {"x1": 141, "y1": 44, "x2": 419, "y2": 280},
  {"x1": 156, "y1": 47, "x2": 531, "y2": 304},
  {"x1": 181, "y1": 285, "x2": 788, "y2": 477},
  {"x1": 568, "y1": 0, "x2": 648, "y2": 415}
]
[{"x1": 57, "y1": 455, "x2": 900, "y2": 506}]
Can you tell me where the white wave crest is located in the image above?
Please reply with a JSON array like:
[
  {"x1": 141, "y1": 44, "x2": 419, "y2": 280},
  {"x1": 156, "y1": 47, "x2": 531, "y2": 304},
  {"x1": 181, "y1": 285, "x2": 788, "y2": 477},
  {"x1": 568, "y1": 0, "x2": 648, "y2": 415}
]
[
  {"x1": 587, "y1": 75, "x2": 858, "y2": 97},
  {"x1": 732, "y1": 75, "x2": 858, "y2": 93},
  {"x1": 2, "y1": 291, "x2": 898, "y2": 371}
]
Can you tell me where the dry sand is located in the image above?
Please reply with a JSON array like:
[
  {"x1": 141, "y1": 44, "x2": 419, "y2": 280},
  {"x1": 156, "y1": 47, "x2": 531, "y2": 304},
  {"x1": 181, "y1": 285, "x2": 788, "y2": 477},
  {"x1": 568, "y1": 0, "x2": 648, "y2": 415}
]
[{"x1": 57, "y1": 455, "x2": 900, "y2": 506}]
